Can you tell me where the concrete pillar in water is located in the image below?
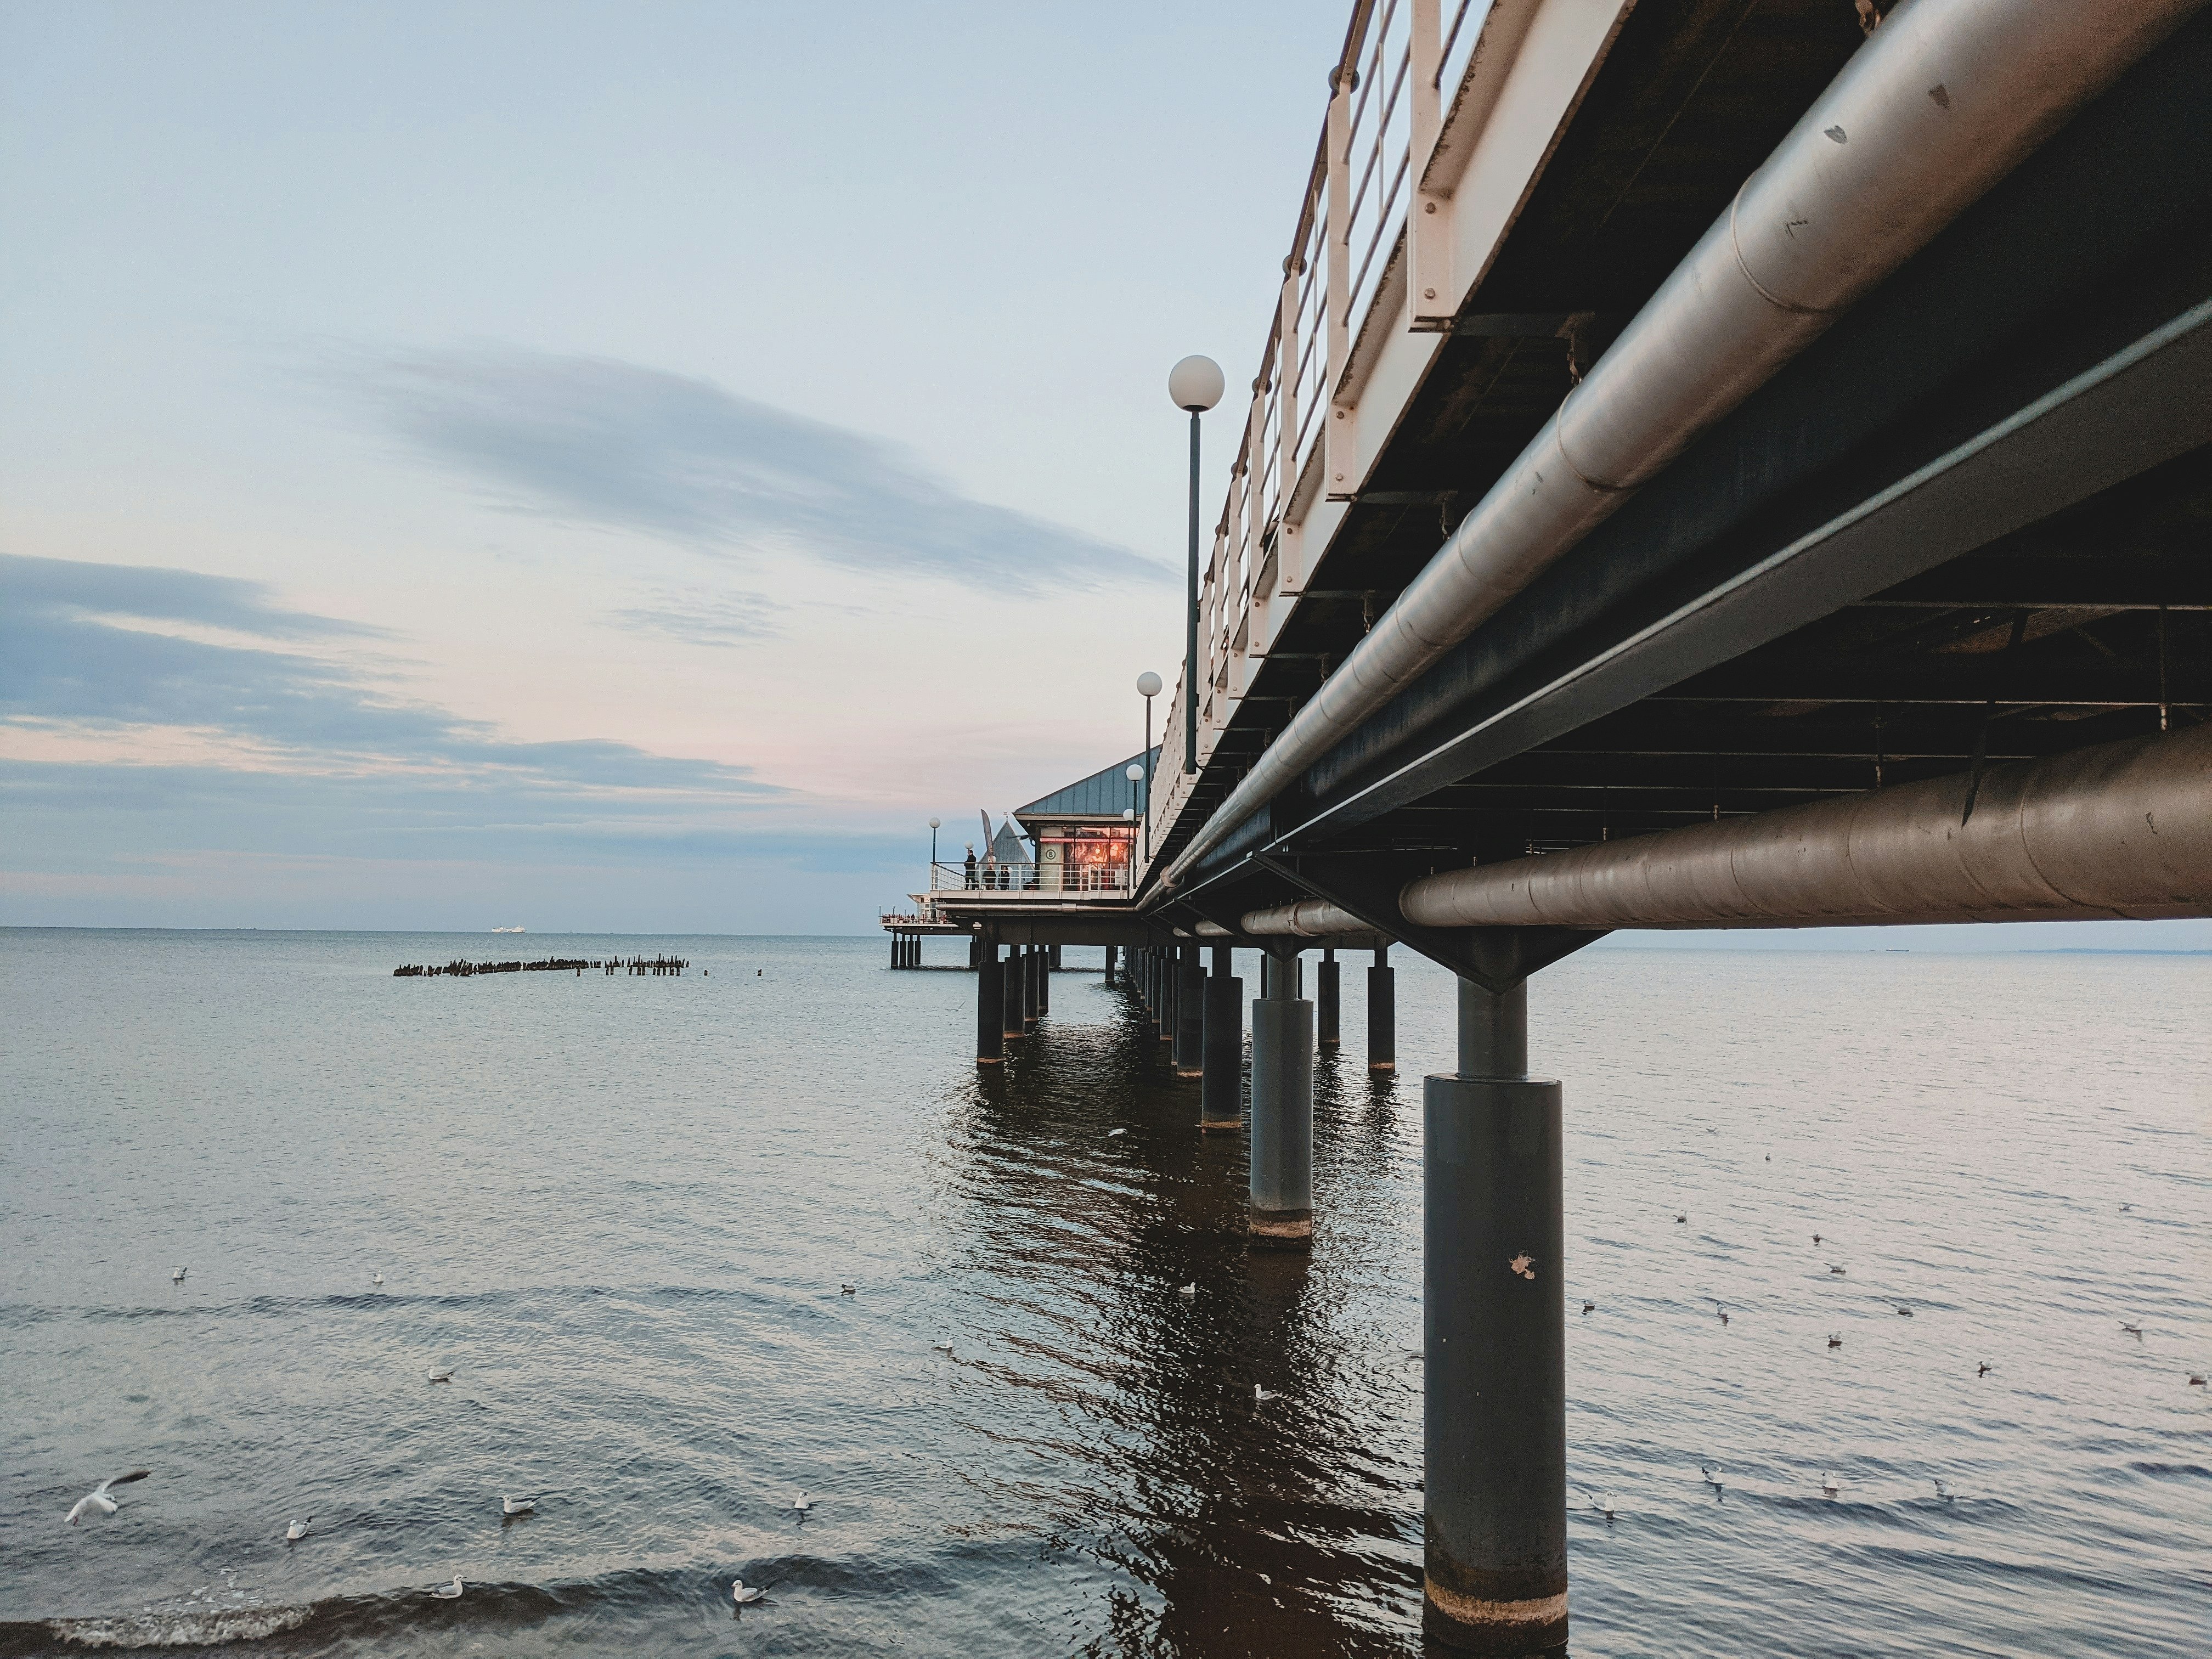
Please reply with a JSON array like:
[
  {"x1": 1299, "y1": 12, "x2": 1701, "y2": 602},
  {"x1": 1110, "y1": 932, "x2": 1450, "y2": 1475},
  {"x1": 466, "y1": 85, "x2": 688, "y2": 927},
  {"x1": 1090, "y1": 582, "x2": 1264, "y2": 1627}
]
[
  {"x1": 1173, "y1": 944, "x2": 1205, "y2": 1077},
  {"x1": 1318, "y1": 947, "x2": 1340, "y2": 1048},
  {"x1": 1156, "y1": 947, "x2": 1175, "y2": 1047},
  {"x1": 891, "y1": 933, "x2": 900, "y2": 969},
  {"x1": 1002, "y1": 943, "x2": 1024, "y2": 1043},
  {"x1": 1020, "y1": 946, "x2": 1039, "y2": 1029},
  {"x1": 1423, "y1": 978, "x2": 1566, "y2": 1655},
  {"x1": 1248, "y1": 946, "x2": 1312, "y2": 1252},
  {"x1": 1104, "y1": 945, "x2": 1117, "y2": 986},
  {"x1": 1369, "y1": 945, "x2": 1397, "y2": 1073},
  {"x1": 1038, "y1": 943, "x2": 1051, "y2": 1017},
  {"x1": 975, "y1": 948, "x2": 1005, "y2": 1064},
  {"x1": 1200, "y1": 943, "x2": 1242, "y2": 1132}
]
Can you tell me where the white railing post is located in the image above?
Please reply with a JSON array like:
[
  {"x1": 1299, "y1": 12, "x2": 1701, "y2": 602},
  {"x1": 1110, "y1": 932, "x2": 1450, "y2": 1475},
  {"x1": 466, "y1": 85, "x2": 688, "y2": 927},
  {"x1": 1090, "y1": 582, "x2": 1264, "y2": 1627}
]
[
  {"x1": 1325, "y1": 63, "x2": 1359, "y2": 501},
  {"x1": 1409, "y1": 0, "x2": 1455, "y2": 329},
  {"x1": 1276, "y1": 261, "x2": 1306, "y2": 594}
]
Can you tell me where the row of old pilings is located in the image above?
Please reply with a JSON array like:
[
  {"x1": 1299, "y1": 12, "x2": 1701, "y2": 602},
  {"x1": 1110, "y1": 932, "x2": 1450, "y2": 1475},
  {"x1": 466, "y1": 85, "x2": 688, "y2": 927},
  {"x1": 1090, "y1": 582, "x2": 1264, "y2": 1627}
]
[{"x1": 972, "y1": 940, "x2": 1063, "y2": 1062}]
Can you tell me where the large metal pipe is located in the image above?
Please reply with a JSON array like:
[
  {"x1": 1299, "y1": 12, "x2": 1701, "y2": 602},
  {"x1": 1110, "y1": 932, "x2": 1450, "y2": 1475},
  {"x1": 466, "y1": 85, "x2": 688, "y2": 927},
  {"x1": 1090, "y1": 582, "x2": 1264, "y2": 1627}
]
[
  {"x1": 1164, "y1": 0, "x2": 2203, "y2": 890},
  {"x1": 1243, "y1": 896, "x2": 1364, "y2": 938},
  {"x1": 1404, "y1": 723, "x2": 2212, "y2": 931}
]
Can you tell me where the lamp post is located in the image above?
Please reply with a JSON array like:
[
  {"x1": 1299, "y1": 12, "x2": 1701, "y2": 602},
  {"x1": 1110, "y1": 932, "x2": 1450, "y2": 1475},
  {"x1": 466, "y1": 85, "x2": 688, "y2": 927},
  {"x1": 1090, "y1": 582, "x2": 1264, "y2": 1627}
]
[
  {"x1": 1125, "y1": 763, "x2": 1147, "y2": 864},
  {"x1": 1167, "y1": 355, "x2": 1223, "y2": 775},
  {"x1": 1135, "y1": 671, "x2": 1161, "y2": 861},
  {"x1": 928, "y1": 816, "x2": 941, "y2": 871}
]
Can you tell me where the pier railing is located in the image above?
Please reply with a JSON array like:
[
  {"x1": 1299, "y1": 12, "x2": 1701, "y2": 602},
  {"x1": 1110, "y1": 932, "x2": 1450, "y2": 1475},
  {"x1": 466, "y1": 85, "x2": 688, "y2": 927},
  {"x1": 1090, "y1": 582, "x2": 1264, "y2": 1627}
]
[
  {"x1": 1141, "y1": 0, "x2": 1516, "y2": 877},
  {"x1": 927, "y1": 861, "x2": 1132, "y2": 895}
]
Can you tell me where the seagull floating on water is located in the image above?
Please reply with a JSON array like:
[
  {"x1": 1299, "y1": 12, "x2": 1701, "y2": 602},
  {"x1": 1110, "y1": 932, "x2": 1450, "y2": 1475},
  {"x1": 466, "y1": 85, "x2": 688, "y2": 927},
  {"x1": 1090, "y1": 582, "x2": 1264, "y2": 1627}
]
[
  {"x1": 1674, "y1": 1213, "x2": 1687, "y2": 1224},
  {"x1": 433, "y1": 1577, "x2": 463, "y2": 1599},
  {"x1": 2188, "y1": 1373, "x2": 2205, "y2": 1386},
  {"x1": 1933, "y1": 1479, "x2": 1954, "y2": 1500},
  {"x1": 1594, "y1": 1496, "x2": 1616, "y2": 1521},
  {"x1": 428, "y1": 1367, "x2": 452, "y2": 1384},
  {"x1": 1812, "y1": 1234, "x2": 1822, "y2": 1246},
  {"x1": 1700, "y1": 1463, "x2": 1722, "y2": 1487},
  {"x1": 932, "y1": 1340, "x2": 954, "y2": 1353},
  {"x1": 1581, "y1": 1301, "x2": 1595, "y2": 1315},
  {"x1": 502, "y1": 1494, "x2": 535, "y2": 1516},
  {"x1": 1827, "y1": 1334, "x2": 1843, "y2": 1348},
  {"x1": 1106, "y1": 1128, "x2": 1126, "y2": 1138},
  {"x1": 732, "y1": 1578, "x2": 766, "y2": 1605},
  {"x1": 1828, "y1": 1265, "x2": 1847, "y2": 1275},
  {"x1": 1178, "y1": 1283, "x2": 1197, "y2": 1297},
  {"x1": 371, "y1": 1273, "x2": 384, "y2": 1288},
  {"x1": 1977, "y1": 1362, "x2": 1993, "y2": 1376},
  {"x1": 1254, "y1": 1384, "x2": 1279, "y2": 1403},
  {"x1": 65, "y1": 1470, "x2": 150, "y2": 1525},
  {"x1": 171, "y1": 1267, "x2": 188, "y2": 1284},
  {"x1": 1820, "y1": 1472, "x2": 1839, "y2": 1497},
  {"x1": 1896, "y1": 1305, "x2": 1914, "y2": 1318},
  {"x1": 2120, "y1": 1322, "x2": 2143, "y2": 1336},
  {"x1": 839, "y1": 1283, "x2": 855, "y2": 1296},
  {"x1": 285, "y1": 1516, "x2": 312, "y2": 1542},
  {"x1": 1717, "y1": 1307, "x2": 1730, "y2": 1327},
  {"x1": 792, "y1": 1492, "x2": 812, "y2": 1514}
]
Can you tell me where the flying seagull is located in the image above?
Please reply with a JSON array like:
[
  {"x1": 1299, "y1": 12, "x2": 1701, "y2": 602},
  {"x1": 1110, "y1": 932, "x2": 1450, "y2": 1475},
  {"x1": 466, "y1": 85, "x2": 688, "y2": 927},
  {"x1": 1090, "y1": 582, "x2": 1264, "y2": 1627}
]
[
  {"x1": 1977, "y1": 1361, "x2": 1993, "y2": 1376},
  {"x1": 2120, "y1": 1322, "x2": 2143, "y2": 1336},
  {"x1": 432, "y1": 1577, "x2": 463, "y2": 1599},
  {"x1": 285, "y1": 1516, "x2": 312, "y2": 1542},
  {"x1": 65, "y1": 1470, "x2": 150, "y2": 1525},
  {"x1": 502, "y1": 1494, "x2": 535, "y2": 1516},
  {"x1": 732, "y1": 1578, "x2": 766, "y2": 1605}
]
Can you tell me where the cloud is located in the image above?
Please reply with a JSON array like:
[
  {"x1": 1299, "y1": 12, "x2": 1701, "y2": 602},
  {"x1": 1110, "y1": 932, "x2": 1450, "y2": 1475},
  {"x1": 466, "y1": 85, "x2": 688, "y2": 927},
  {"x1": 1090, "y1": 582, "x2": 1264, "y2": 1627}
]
[
  {"x1": 345, "y1": 347, "x2": 1165, "y2": 592},
  {"x1": 614, "y1": 586, "x2": 786, "y2": 647},
  {"x1": 0, "y1": 552, "x2": 779, "y2": 799}
]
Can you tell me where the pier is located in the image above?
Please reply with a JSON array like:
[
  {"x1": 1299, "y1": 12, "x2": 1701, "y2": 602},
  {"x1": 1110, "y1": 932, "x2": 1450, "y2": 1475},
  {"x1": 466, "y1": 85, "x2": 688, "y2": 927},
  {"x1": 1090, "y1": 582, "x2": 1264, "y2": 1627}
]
[{"x1": 898, "y1": 0, "x2": 2212, "y2": 1650}]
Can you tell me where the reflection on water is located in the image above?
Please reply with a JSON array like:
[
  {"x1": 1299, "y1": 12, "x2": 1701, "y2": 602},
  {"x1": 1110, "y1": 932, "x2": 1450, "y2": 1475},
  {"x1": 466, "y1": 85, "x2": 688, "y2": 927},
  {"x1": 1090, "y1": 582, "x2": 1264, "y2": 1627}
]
[{"x1": 1, "y1": 930, "x2": 2205, "y2": 1657}]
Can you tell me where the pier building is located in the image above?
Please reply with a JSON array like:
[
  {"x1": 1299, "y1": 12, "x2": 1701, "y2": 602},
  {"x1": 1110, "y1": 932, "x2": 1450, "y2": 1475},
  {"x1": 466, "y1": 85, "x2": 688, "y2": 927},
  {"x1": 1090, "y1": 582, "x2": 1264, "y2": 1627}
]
[{"x1": 900, "y1": 0, "x2": 2212, "y2": 1649}]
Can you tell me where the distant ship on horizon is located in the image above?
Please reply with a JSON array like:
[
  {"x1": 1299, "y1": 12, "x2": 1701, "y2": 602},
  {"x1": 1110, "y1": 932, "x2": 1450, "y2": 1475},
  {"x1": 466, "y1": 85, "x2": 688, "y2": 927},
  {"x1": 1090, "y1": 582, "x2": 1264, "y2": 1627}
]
[{"x1": 491, "y1": 926, "x2": 526, "y2": 934}]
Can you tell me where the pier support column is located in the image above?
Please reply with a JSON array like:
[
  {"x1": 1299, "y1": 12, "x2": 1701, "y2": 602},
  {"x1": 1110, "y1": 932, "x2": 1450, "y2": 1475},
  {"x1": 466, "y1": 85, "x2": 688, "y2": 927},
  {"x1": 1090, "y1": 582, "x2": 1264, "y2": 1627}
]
[
  {"x1": 1368, "y1": 946, "x2": 1397, "y2": 1073},
  {"x1": 1424, "y1": 978, "x2": 1565, "y2": 1655},
  {"x1": 1318, "y1": 949, "x2": 1340, "y2": 1048},
  {"x1": 1159, "y1": 947, "x2": 1178, "y2": 1048},
  {"x1": 1020, "y1": 946, "x2": 1038, "y2": 1029},
  {"x1": 1248, "y1": 946, "x2": 1312, "y2": 1252},
  {"x1": 975, "y1": 948, "x2": 1005, "y2": 1065},
  {"x1": 1104, "y1": 945, "x2": 1117, "y2": 986},
  {"x1": 1173, "y1": 944, "x2": 1205, "y2": 1078},
  {"x1": 1002, "y1": 944, "x2": 1024, "y2": 1045},
  {"x1": 1037, "y1": 944, "x2": 1051, "y2": 1017},
  {"x1": 1200, "y1": 944, "x2": 1242, "y2": 1132}
]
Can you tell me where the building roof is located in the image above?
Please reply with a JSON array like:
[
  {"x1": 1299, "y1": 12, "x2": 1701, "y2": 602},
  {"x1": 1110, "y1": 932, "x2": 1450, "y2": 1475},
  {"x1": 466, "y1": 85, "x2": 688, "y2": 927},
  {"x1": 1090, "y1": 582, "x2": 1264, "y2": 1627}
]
[
  {"x1": 1015, "y1": 748, "x2": 1158, "y2": 823},
  {"x1": 988, "y1": 817, "x2": 1031, "y2": 865}
]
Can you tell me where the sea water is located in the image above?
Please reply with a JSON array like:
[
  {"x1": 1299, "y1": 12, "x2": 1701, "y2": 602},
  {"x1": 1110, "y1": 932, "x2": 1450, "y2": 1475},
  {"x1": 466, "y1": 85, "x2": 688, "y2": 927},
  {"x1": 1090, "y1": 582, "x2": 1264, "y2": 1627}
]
[{"x1": 2, "y1": 928, "x2": 2206, "y2": 1656}]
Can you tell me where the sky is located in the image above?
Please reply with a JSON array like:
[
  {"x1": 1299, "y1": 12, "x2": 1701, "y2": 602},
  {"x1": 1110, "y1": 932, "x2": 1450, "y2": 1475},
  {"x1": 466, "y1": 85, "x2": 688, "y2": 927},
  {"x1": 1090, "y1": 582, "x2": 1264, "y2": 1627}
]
[{"x1": 3, "y1": 2, "x2": 2204, "y2": 951}]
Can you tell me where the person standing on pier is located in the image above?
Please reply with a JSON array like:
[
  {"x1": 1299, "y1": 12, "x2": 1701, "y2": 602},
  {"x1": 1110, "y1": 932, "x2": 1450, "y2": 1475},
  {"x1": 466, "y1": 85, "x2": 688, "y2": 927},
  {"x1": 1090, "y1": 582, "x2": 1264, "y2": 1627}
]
[{"x1": 964, "y1": 844, "x2": 977, "y2": 889}]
